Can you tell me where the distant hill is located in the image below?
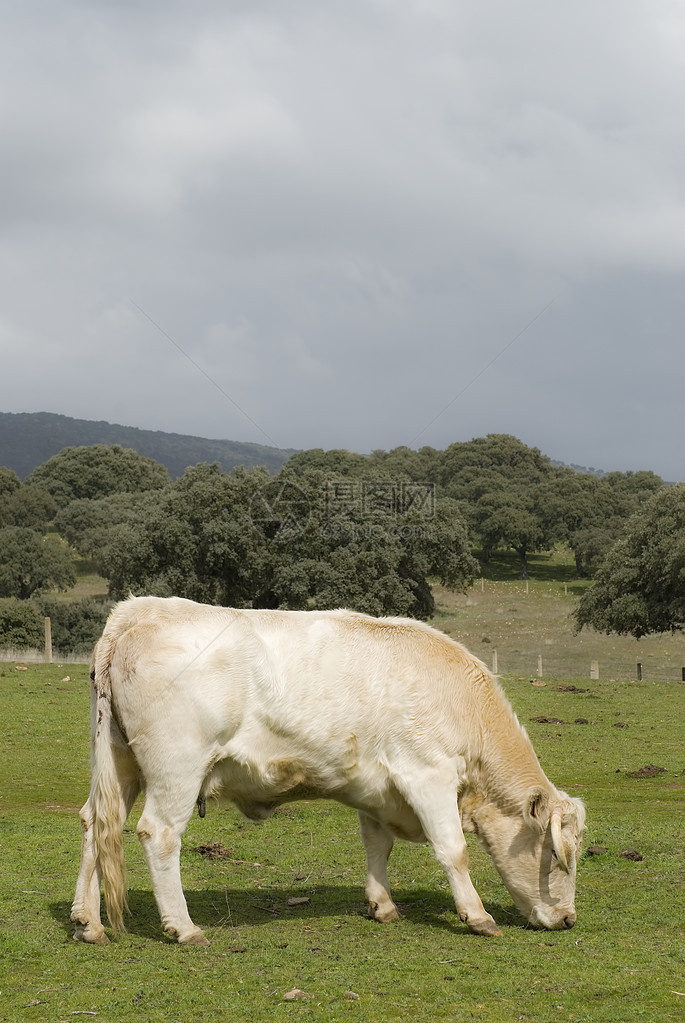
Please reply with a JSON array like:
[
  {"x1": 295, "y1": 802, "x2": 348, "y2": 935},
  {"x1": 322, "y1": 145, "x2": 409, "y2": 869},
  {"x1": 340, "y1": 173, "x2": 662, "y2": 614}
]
[{"x1": 0, "y1": 412, "x2": 297, "y2": 479}]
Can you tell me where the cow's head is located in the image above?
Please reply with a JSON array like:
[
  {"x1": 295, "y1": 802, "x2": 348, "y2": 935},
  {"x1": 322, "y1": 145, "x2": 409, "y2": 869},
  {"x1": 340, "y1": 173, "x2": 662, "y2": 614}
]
[{"x1": 471, "y1": 787, "x2": 585, "y2": 930}]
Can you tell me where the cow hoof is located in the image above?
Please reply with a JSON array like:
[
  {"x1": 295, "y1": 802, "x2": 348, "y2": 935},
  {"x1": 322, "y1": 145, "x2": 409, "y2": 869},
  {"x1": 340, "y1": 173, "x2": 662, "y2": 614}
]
[
  {"x1": 369, "y1": 902, "x2": 401, "y2": 923},
  {"x1": 73, "y1": 923, "x2": 109, "y2": 945},
  {"x1": 179, "y1": 929, "x2": 210, "y2": 946},
  {"x1": 468, "y1": 916, "x2": 503, "y2": 937}
]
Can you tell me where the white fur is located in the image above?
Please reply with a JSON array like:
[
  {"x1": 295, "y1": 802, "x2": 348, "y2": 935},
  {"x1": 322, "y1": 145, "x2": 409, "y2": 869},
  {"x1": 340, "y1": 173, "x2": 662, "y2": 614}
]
[{"x1": 72, "y1": 596, "x2": 585, "y2": 944}]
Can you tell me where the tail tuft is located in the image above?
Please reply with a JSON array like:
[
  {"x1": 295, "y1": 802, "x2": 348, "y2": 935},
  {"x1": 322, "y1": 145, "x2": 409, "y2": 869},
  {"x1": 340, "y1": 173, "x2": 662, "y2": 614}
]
[{"x1": 89, "y1": 642, "x2": 129, "y2": 932}]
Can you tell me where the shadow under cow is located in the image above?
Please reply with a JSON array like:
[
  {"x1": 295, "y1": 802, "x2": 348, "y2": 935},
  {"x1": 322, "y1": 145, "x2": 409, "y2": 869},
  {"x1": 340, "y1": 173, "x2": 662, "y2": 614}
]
[{"x1": 51, "y1": 886, "x2": 519, "y2": 943}]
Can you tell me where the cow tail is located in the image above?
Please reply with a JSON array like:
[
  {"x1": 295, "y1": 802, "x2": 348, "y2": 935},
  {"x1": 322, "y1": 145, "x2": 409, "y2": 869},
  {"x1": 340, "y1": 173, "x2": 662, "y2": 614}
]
[{"x1": 89, "y1": 640, "x2": 129, "y2": 933}]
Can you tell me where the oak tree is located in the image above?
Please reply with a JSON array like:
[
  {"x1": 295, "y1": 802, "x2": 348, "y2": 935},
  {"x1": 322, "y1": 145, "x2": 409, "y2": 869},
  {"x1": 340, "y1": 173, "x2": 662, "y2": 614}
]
[
  {"x1": 574, "y1": 484, "x2": 685, "y2": 637},
  {"x1": 27, "y1": 444, "x2": 169, "y2": 506},
  {"x1": 0, "y1": 527, "x2": 76, "y2": 600}
]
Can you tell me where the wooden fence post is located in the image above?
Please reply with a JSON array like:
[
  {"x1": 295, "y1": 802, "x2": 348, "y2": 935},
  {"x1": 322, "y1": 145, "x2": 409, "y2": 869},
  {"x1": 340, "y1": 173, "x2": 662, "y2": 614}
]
[
  {"x1": 637, "y1": 662, "x2": 642, "y2": 681},
  {"x1": 492, "y1": 650, "x2": 498, "y2": 674},
  {"x1": 537, "y1": 654, "x2": 543, "y2": 676},
  {"x1": 44, "y1": 617, "x2": 52, "y2": 663},
  {"x1": 590, "y1": 660, "x2": 599, "y2": 679}
]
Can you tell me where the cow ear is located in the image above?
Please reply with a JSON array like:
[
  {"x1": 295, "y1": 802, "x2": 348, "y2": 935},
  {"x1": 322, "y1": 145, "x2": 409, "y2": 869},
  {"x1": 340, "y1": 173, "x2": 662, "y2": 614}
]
[{"x1": 525, "y1": 786, "x2": 550, "y2": 829}]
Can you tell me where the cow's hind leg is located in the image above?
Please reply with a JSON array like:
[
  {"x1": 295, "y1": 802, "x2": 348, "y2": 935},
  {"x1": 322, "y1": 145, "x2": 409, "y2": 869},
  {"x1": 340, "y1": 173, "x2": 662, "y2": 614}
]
[
  {"x1": 396, "y1": 768, "x2": 502, "y2": 937},
  {"x1": 358, "y1": 811, "x2": 400, "y2": 922},
  {"x1": 136, "y1": 783, "x2": 209, "y2": 946}
]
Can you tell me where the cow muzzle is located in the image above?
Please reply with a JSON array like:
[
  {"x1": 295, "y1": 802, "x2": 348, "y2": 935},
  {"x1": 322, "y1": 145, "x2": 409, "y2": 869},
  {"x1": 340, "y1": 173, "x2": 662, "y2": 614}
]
[{"x1": 529, "y1": 905, "x2": 576, "y2": 930}]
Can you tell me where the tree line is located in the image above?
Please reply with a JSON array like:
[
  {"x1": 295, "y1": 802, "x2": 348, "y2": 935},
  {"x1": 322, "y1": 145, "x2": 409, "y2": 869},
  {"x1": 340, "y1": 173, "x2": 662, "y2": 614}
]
[{"x1": 0, "y1": 435, "x2": 682, "y2": 649}]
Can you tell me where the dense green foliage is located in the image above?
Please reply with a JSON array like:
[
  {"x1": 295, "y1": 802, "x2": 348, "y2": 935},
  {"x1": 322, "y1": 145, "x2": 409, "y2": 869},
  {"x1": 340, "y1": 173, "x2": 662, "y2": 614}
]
[
  {"x1": 97, "y1": 463, "x2": 272, "y2": 606},
  {"x1": 37, "y1": 596, "x2": 112, "y2": 652},
  {"x1": 54, "y1": 491, "x2": 160, "y2": 558},
  {"x1": 556, "y1": 469, "x2": 664, "y2": 577},
  {"x1": 0, "y1": 465, "x2": 21, "y2": 497},
  {"x1": 575, "y1": 483, "x2": 685, "y2": 637},
  {"x1": 0, "y1": 434, "x2": 674, "y2": 648},
  {"x1": 0, "y1": 527, "x2": 76, "y2": 600},
  {"x1": 0, "y1": 465, "x2": 56, "y2": 529},
  {"x1": 371, "y1": 435, "x2": 663, "y2": 580},
  {"x1": 92, "y1": 460, "x2": 478, "y2": 618},
  {"x1": 0, "y1": 597, "x2": 44, "y2": 647},
  {"x1": 26, "y1": 443, "x2": 171, "y2": 506},
  {"x1": 439, "y1": 435, "x2": 560, "y2": 577},
  {"x1": 0, "y1": 594, "x2": 110, "y2": 655},
  {"x1": 0, "y1": 483, "x2": 57, "y2": 529}
]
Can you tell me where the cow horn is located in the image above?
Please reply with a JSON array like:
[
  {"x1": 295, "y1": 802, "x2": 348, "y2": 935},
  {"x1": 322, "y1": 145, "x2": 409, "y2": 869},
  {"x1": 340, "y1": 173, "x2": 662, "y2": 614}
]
[{"x1": 551, "y1": 810, "x2": 569, "y2": 872}]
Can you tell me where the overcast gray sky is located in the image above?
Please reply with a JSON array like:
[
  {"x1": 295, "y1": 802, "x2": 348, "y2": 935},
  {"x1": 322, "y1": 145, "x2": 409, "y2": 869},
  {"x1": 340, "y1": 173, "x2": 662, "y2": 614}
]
[{"x1": 1, "y1": 1, "x2": 683, "y2": 479}]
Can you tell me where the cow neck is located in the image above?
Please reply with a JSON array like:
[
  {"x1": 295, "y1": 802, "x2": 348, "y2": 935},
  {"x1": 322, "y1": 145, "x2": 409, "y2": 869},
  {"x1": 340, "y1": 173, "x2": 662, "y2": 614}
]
[{"x1": 469, "y1": 677, "x2": 552, "y2": 816}]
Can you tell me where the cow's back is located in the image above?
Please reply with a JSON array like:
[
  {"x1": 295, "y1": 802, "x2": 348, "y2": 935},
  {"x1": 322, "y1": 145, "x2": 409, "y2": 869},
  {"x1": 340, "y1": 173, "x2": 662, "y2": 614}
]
[
  {"x1": 99, "y1": 597, "x2": 499, "y2": 785},
  {"x1": 247, "y1": 606, "x2": 489, "y2": 738}
]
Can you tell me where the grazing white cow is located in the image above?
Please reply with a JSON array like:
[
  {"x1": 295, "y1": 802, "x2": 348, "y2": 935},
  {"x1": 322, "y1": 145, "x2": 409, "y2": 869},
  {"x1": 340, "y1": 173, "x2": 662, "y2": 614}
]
[{"x1": 72, "y1": 596, "x2": 585, "y2": 945}]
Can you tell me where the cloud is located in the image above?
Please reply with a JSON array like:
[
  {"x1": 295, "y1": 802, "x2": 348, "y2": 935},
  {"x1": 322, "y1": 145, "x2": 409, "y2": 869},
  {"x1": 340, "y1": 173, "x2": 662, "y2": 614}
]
[{"x1": 0, "y1": 0, "x2": 683, "y2": 480}]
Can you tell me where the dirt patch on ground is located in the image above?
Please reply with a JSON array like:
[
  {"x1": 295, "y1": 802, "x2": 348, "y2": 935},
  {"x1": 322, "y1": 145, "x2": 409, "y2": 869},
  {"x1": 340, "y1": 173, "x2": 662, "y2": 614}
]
[
  {"x1": 193, "y1": 842, "x2": 234, "y2": 859},
  {"x1": 626, "y1": 764, "x2": 666, "y2": 778},
  {"x1": 192, "y1": 843, "x2": 265, "y2": 868},
  {"x1": 557, "y1": 685, "x2": 588, "y2": 693},
  {"x1": 619, "y1": 849, "x2": 644, "y2": 862},
  {"x1": 530, "y1": 715, "x2": 566, "y2": 724}
]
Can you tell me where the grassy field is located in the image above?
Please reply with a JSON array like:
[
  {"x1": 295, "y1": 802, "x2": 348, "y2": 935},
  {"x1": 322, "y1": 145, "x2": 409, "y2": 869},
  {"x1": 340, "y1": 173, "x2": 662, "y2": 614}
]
[
  {"x1": 1, "y1": 648, "x2": 683, "y2": 1023},
  {"x1": 432, "y1": 549, "x2": 685, "y2": 683}
]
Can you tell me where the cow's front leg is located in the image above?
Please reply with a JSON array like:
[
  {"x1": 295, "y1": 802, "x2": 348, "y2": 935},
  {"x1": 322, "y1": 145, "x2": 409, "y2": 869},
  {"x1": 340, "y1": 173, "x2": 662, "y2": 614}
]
[
  {"x1": 358, "y1": 811, "x2": 400, "y2": 922},
  {"x1": 136, "y1": 790, "x2": 209, "y2": 946},
  {"x1": 396, "y1": 769, "x2": 502, "y2": 937}
]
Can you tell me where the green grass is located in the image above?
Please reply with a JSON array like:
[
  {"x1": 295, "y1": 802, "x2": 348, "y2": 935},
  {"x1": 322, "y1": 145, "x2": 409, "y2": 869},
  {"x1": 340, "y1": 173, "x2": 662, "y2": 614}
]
[
  {"x1": 51, "y1": 571, "x2": 109, "y2": 603},
  {"x1": 1, "y1": 658, "x2": 683, "y2": 1022},
  {"x1": 432, "y1": 548, "x2": 685, "y2": 682},
  {"x1": 474, "y1": 546, "x2": 584, "y2": 585}
]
